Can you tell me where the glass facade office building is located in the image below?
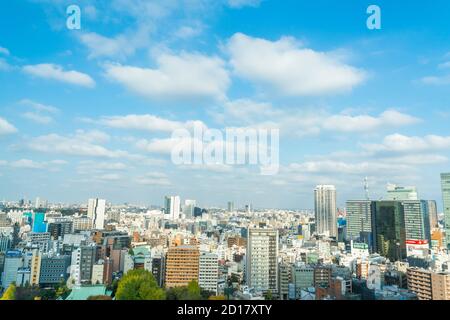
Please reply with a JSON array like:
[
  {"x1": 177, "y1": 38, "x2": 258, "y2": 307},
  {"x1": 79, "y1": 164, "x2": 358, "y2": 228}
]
[
  {"x1": 442, "y1": 173, "x2": 450, "y2": 248},
  {"x1": 372, "y1": 201, "x2": 407, "y2": 261}
]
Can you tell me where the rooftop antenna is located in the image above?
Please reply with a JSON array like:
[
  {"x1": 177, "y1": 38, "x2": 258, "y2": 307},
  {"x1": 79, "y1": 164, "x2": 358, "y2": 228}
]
[{"x1": 364, "y1": 177, "x2": 370, "y2": 200}]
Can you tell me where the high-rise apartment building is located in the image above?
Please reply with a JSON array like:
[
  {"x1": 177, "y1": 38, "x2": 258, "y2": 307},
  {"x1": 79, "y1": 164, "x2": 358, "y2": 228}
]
[
  {"x1": 87, "y1": 198, "x2": 106, "y2": 230},
  {"x1": 431, "y1": 272, "x2": 450, "y2": 300},
  {"x1": 407, "y1": 267, "x2": 432, "y2": 300},
  {"x1": 441, "y1": 173, "x2": 450, "y2": 248},
  {"x1": 165, "y1": 245, "x2": 199, "y2": 288},
  {"x1": 246, "y1": 228, "x2": 279, "y2": 293},
  {"x1": 314, "y1": 185, "x2": 337, "y2": 238},
  {"x1": 198, "y1": 252, "x2": 218, "y2": 295}
]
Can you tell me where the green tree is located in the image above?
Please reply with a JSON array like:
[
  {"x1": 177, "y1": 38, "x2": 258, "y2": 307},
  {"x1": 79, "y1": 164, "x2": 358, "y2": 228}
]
[
  {"x1": 166, "y1": 280, "x2": 203, "y2": 300},
  {"x1": 55, "y1": 279, "x2": 71, "y2": 300},
  {"x1": 264, "y1": 290, "x2": 273, "y2": 300},
  {"x1": 115, "y1": 269, "x2": 165, "y2": 300},
  {"x1": 108, "y1": 278, "x2": 119, "y2": 298},
  {"x1": 0, "y1": 283, "x2": 16, "y2": 300},
  {"x1": 186, "y1": 280, "x2": 202, "y2": 300}
]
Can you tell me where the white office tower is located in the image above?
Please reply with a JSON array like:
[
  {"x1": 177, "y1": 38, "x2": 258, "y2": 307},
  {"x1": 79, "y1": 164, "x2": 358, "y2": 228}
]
[
  {"x1": 164, "y1": 196, "x2": 181, "y2": 220},
  {"x1": 69, "y1": 248, "x2": 81, "y2": 286},
  {"x1": 198, "y1": 252, "x2": 219, "y2": 295},
  {"x1": 246, "y1": 228, "x2": 279, "y2": 294},
  {"x1": 314, "y1": 185, "x2": 337, "y2": 238},
  {"x1": 386, "y1": 184, "x2": 418, "y2": 201},
  {"x1": 35, "y1": 197, "x2": 41, "y2": 209},
  {"x1": 87, "y1": 198, "x2": 106, "y2": 230},
  {"x1": 184, "y1": 200, "x2": 196, "y2": 219}
]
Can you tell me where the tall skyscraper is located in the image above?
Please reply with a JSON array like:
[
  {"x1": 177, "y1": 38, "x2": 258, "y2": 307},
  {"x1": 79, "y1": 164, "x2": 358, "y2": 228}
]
[
  {"x1": 246, "y1": 228, "x2": 279, "y2": 294},
  {"x1": 314, "y1": 185, "x2": 337, "y2": 238},
  {"x1": 372, "y1": 201, "x2": 407, "y2": 261},
  {"x1": 441, "y1": 173, "x2": 450, "y2": 248},
  {"x1": 386, "y1": 184, "x2": 418, "y2": 201},
  {"x1": 227, "y1": 201, "x2": 234, "y2": 212},
  {"x1": 346, "y1": 200, "x2": 373, "y2": 244},
  {"x1": 87, "y1": 198, "x2": 106, "y2": 230},
  {"x1": 427, "y1": 200, "x2": 439, "y2": 230},
  {"x1": 164, "y1": 196, "x2": 181, "y2": 220},
  {"x1": 403, "y1": 200, "x2": 430, "y2": 243},
  {"x1": 183, "y1": 199, "x2": 196, "y2": 219}
]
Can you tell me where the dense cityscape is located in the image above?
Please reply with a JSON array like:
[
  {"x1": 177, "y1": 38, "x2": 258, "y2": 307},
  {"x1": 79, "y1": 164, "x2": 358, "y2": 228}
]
[{"x1": 0, "y1": 173, "x2": 448, "y2": 300}]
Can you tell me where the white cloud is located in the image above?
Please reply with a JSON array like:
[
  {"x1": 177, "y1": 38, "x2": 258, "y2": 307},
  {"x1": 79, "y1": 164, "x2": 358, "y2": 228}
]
[
  {"x1": 104, "y1": 52, "x2": 230, "y2": 100},
  {"x1": 84, "y1": 5, "x2": 98, "y2": 20},
  {"x1": 19, "y1": 99, "x2": 59, "y2": 114},
  {"x1": 95, "y1": 173, "x2": 122, "y2": 181},
  {"x1": 23, "y1": 64, "x2": 95, "y2": 88},
  {"x1": 174, "y1": 22, "x2": 204, "y2": 39},
  {"x1": 77, "y1": 161, "x2": 128, "y2": 175},
  {"x1": 226, "y1": 0, "x2": 261, "y2": 8},
  {"x1": 27, "y1": 133, "x2": 128, "y2": 158},
  {"x1": 227, "y1": 33, "x2": 366, "y2": 96},
  {"x1": 79, "y1": 32, "x2": 140, "y2": 60},
  {"x1": 10, "y1": 159, "x2": 45, "y2": 169},
  {"x1": 0, "y1": 117, "x2": 17, "y2": 135},
  {"x1": 322, "y1": 110, "x2": 420, "y2": 133},
  {"x1": 0, "y1": 58, "x2": 11, "y2": 71},
  {"x1": 286, "y1": 160, "x2": 404, "y2": 175},
  {"x1": 438, "y1": 61, "x2": 450, "y2": 69},
  {"x1": 100, "y1": 114, "x2": 185, "y2": 132},
  {"x1": 19, "y1": 99, "x2": 60, "y2": 124},
  {"x1": 213, "y1": 99, "x2": 419, "y2": 136},
  {"x1": 0, "y1": 46, "x2": 10, "y2": 55},
  {"x1": 74, "y1": 129, "x2": 111, "y2": 144},
  {"x1": 136, "y1": 137, "x2": 195, "y2": 155},
  {"x1": 5, "y1": 159, "x2": 67, "y2": 170},
  {"x1": 421, "y1": 75, "x2": 450, "y2": 86},
  {"x1": 135, "y1": 172, "x2": 171, "y2": 186},
  {"x1": 363, "y1": 134, "x2": 450, "y2": 154},
  {"x1": 22, "y1": 112, "x2": 53, "y2": 124}
]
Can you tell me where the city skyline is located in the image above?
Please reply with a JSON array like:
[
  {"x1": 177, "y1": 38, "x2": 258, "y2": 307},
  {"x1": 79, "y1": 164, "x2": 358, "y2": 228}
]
[{"x1": 0, "y1": 1, "x2": 450, "y2": 209}]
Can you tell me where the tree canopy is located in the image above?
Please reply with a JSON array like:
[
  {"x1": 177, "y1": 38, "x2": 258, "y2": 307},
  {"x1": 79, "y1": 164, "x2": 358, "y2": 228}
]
[
  {"x1": 0, "y1": 284, "x2": 16, "y2": 300},
  {"x1": 166, "y1": 280, "x2": 203, "y2": 300},
  {"x1": 115, "y1": 269, "x2": 165, "y2": 300}
]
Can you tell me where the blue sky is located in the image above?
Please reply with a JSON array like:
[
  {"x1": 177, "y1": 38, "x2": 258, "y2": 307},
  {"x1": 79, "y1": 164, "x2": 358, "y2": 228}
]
[{"x1": 0, "y1": 0, "x2": 449, "y2": 209}]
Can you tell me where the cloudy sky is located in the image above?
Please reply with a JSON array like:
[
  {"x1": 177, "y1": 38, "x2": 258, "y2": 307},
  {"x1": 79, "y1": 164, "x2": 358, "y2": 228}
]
[{"x1": 0, "y1": 0, "x2": 449, "y2": 209}]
